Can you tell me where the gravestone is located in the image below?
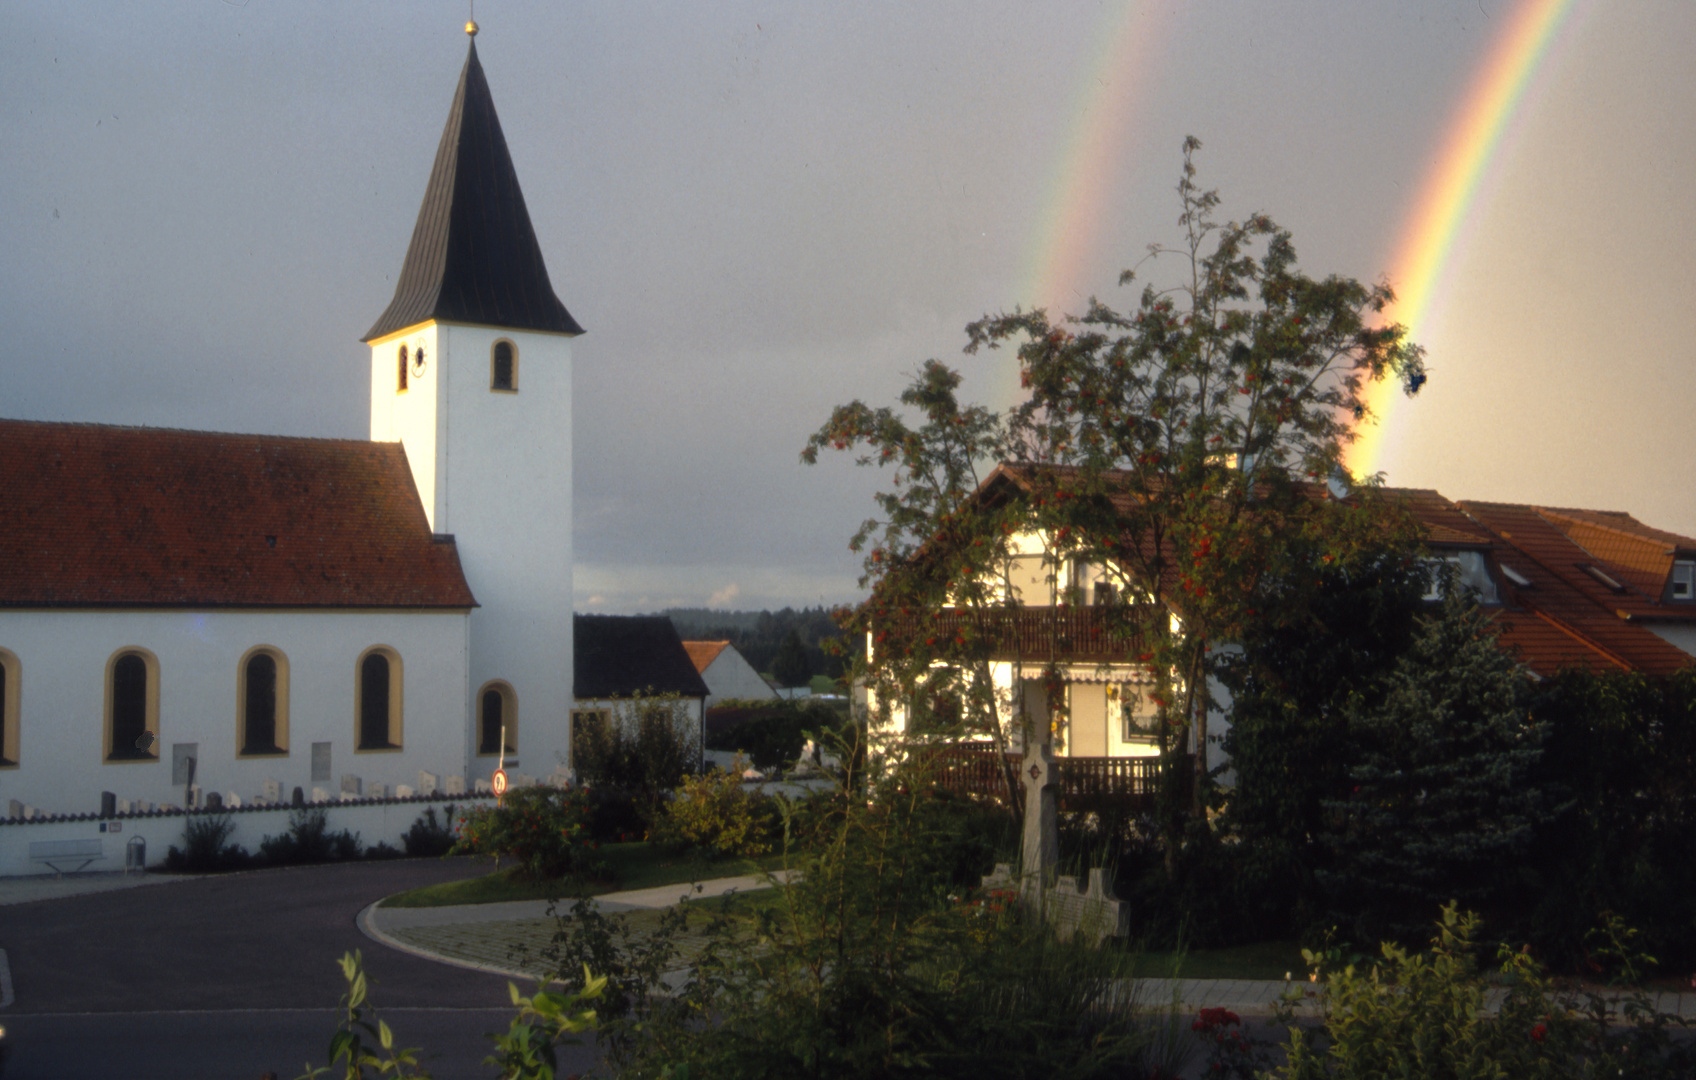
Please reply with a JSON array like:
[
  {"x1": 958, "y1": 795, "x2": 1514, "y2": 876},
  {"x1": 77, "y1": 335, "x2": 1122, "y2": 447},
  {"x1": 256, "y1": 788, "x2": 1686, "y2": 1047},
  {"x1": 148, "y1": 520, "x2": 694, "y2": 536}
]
[
  {"x1": 204, "y1": 791, "x2": 223, "y2": 810},
  {"x1": 549, "y1": 767, "x2": 573, "y2": 788},
  {"x1": 368, "y1": 782, "x2": 387, "y2": 800},
  {"x1": 394, "y1": 784, "x2": 415, "y2": 798},
  {"x1": 224, "y1": 792, "x2": 241, "y2": 808},
  {"x1": 134, "y1": 799, "x2": 152, "y2": 813},
  {"x1": 473, "y1": 778, "x2": 493, "y2": 794},
  {"x1": 444, "y1": 775, "x2": 466, "y2": 795},
  {"x1": 417, "y1": 770, "x2": 439, "y2": 795},
  {"x1": 21, "y1": 804, "x2": 36, "y2": 819},
  {"x1": 1021, "y1": 740, "x2": 1059, "y2": 884},
  {"x1": 339, "y1": 791, "x2": 358, "y2": 802},
  {"x1": 116, "y1": 798, "x2": 133, "y2": 814},
  {"x1": 512, "y1": 773, "x2": 534, "y2": 789},
  {"x1": 8, "y1": 799, "x2": 22, "y2": 819},
  {"x1": 262, "y1": 780, "x2": 282, "y2": 803},
  {"x1": 980, "y1": 863, "x2": 1129, "y2": 945},
  {"x1": 172, "y1": 743, "x2": 198, "y2": 786},
  {"x1": 101, "y1": 791, "x2": 117, "y2": 817},
  {"x1": 311, "y1": 742, "x2": 332, "y2": 783},
  {"x1": 189, "y1": 785, "x2": 203, "y2": 809},
  {"x1": 312, "y1": 786, "x2": 332, "y2": 803},
  {"x1": 292, "y1": 786, "x2": 305, "y2": 807},
  {"x1": 340, "y1": 774, "x2": 362, "y2": 796}
]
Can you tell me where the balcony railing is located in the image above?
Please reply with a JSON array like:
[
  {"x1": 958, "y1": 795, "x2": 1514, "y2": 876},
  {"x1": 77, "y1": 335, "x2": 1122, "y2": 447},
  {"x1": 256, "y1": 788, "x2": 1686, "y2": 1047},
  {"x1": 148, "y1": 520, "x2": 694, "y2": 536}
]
[
  {"x1": 917, "y1": 744, "x2": 1189, "y2": 813},
  {"x1": 876, "y1": 605, "x2": 1156, "y2": 661}
]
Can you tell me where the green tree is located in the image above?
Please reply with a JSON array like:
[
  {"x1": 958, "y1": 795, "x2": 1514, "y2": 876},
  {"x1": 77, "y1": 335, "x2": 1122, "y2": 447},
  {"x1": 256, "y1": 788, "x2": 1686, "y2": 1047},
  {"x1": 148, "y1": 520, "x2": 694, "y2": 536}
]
[
  {"x1": 1318, "y1": 588, "x2": 1551, "y2": 943},
  {"x1": 770, "y1": 628, "x2": 813, "y2": 688},
  {"x1": 807, "y1": 137, "x2": 1426, "y2": 848},
  {"x1": 1217, "y1": 545, "x2": 1428, "y2": 939}
]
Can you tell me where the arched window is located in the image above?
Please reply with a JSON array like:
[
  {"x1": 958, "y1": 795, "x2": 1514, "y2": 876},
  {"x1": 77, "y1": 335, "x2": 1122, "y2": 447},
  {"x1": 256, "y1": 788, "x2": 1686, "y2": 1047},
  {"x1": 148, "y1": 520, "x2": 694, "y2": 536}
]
[
  {"x1": 356, "y1": 647, "x2": 403, "y2": 751},
  {"x1": 476, "y1": 681, "x2": 518, "y2": 755},
  {"x1": 0, "y1": 648, "x2": 19, "y2": 767},
  {"x1": 397, "y1": 343, "x2": 410, "y2": 392},
  {"x1": 238, "y1": 647, "x2": 289, "y2": 756},
  {"x1": 105, "y1": 648, "x2": 160, "y2": 762},
  {"x1": 491, "y1": 340, "x2": 517, "y2": 391}
]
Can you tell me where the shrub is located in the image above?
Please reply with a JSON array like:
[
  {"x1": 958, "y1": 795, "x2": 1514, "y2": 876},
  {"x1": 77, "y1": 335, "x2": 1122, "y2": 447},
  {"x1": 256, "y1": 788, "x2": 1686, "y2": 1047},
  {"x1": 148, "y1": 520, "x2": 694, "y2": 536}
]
[
  {"x1": 541, "y1": 739, "x2": 1169, "y2": 1080},
  {"x1": 165, "y1": 811, "x2": 252, "y2": 872},
  {"x1": 572, "y1": 690, "x2": 700, "y2": 818},
  {"x1": 259, "y1": 806, "x2": 363, "y2": 865},
  {"x1": 1274, "y1": 904, "x2": 1695, "y2": 1079},
  {"x1": 402, "y1": 804, "x2": 459, "y2": 857},
  {"x1": 705, "y1": 699, "x2": 842, "y2": 771},
  {"x1": 453, "y1": 784, "x2": 604, "y2": 883},
  {"x1": 651, "y1": 759, "x2": 784, "y2": 857},
  {"x1": 363, "y1": 840, "x2": 404, "y2": 860},
  {"x1": 583, "y1": 785, "x2": 645, "y2": 844}
]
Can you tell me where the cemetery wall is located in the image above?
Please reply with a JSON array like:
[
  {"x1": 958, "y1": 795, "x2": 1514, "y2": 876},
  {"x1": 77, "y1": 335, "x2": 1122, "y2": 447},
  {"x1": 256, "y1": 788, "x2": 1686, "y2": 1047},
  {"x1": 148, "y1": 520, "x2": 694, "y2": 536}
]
[{"x1": 0, "y1": 793, "x2": 492, "y2": 876}]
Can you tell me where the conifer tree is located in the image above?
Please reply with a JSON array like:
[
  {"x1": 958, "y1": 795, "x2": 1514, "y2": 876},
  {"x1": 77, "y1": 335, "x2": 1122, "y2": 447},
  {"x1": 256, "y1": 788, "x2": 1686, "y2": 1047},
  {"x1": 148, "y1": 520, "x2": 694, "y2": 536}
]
[{"x1": 1319, "y1": 587, "x2": 1550, "y2": 943}]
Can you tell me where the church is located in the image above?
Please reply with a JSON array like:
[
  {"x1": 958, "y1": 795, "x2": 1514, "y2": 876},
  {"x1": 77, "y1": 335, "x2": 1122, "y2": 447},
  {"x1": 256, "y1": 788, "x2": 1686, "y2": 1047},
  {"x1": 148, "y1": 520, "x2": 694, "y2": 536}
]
[{"x1": 0, "y1": 27, "x2": 577, "y2": 817}]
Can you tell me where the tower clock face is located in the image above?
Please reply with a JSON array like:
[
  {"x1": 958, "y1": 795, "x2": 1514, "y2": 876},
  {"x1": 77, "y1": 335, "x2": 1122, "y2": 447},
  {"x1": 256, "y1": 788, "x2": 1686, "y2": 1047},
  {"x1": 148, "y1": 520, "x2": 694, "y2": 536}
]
[{"x1": 410, "y1": 341, "x2": 428, "y2": 377}]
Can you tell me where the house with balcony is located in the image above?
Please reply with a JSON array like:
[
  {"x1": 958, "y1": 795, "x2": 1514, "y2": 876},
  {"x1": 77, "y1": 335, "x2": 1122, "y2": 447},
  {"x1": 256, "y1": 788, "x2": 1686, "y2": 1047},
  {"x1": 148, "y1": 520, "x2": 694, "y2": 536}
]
[{"x1": 867, "y1": 463, "x2": 1696, "y2": 787}]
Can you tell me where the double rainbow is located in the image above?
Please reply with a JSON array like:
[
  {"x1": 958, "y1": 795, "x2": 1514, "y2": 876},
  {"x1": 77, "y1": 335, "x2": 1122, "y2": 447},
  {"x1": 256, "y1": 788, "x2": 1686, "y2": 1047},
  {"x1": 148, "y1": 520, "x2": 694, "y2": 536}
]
[{"x1": 1012, "y1": 0, "x2": 1588, "y2": 482}]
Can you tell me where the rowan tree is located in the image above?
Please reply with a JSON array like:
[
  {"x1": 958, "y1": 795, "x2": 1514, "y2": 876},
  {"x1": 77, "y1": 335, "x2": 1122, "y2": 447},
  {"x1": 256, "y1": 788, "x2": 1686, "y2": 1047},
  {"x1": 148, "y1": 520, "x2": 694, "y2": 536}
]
[
  {"x1": 805, "y1": 139, "x2": 1427, "y2": 840},
  {"x1": 966, "y1": 137, "x2": 1427, "y2": 810}
]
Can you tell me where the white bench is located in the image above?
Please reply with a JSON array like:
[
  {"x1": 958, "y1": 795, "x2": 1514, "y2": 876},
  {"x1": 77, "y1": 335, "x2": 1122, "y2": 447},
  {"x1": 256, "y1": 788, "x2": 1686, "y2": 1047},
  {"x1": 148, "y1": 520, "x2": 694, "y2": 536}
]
[{"x1": 29, "y1": 838, "x2": 105, "y2": 875}]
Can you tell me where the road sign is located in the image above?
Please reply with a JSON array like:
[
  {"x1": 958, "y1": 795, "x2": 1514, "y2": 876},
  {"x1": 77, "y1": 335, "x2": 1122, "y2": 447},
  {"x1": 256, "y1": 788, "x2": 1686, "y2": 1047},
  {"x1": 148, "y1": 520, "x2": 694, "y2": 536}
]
[{"x1": 491, "y1": 769, "x2": 508, "y2": 796}]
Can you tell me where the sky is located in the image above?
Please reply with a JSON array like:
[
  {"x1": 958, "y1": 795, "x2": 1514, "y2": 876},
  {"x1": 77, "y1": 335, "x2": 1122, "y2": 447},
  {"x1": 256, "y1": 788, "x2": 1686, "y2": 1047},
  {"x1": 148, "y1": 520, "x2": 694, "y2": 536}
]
[{"x1": 4, "y1": 1, "x2": 1694, "y2": 614}]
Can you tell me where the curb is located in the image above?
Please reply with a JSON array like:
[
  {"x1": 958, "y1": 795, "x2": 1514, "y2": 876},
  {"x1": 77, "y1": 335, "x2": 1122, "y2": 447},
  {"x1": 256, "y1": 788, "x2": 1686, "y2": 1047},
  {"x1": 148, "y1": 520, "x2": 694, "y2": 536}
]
[{"x1": 355, "y1": 902, "x2": 554, "y2": 984}]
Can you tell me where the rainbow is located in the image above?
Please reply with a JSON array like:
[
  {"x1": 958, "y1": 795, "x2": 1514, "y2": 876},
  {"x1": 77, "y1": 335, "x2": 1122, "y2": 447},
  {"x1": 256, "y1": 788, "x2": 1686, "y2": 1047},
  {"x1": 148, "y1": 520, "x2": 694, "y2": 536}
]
[
  {"x1": 1345, "y1": 0, "x2": 1590, "y2": 478},
  {"x1": 1019, "y1": 4, "x2": 1173, "y2": 316}
]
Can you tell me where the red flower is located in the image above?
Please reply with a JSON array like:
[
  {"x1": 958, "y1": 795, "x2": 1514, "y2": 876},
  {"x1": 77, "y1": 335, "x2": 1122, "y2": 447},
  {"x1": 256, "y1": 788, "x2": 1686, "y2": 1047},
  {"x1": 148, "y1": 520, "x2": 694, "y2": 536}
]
[{"x1": 1530, "y1": 1023, "x2": 1546, "y2": 1042}]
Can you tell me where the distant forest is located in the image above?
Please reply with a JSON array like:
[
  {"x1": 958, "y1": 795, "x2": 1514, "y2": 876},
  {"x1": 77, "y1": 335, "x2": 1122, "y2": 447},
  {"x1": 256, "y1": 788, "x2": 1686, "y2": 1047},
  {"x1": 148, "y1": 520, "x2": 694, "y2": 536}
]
[{"x1": 660, "y1": 606, "x2": 857, "y2": 681}]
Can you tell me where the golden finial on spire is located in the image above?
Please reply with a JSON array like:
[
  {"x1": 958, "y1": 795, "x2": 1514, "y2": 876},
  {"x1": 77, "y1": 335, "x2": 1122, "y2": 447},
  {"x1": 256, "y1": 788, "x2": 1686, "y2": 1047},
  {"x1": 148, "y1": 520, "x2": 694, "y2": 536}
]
[{"x1": 466, "y1": 19, "x2": 478, "y2": 37}]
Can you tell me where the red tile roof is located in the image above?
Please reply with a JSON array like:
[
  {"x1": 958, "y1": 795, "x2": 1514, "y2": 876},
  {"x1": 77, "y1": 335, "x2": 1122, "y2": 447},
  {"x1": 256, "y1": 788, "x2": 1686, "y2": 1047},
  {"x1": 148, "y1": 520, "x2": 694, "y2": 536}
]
[
  {"x1": 0, "y1": 419, "x2": 476, "y2": 609},
  {"x1": 682, "y1": 640, "x2": 730, "y2": 674}
]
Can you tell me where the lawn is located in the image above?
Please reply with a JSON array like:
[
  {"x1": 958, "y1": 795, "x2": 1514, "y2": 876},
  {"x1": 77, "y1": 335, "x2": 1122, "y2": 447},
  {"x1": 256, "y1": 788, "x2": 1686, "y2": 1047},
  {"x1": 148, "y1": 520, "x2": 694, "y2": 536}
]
[
  {"x1": 1127, "y1": 939, "x2": 1309, "y2": 981},
  {"x1": 381, "y1": 842, "x2": 793, "y2": 908}
]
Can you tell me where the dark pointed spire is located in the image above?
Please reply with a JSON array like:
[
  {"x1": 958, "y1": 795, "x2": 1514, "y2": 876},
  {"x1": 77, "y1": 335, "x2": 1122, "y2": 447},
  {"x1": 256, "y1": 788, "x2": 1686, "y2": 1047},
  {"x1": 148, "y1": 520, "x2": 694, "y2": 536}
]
[{"x1": 364, "y1": 41, "x2": 582, "y2": 342}]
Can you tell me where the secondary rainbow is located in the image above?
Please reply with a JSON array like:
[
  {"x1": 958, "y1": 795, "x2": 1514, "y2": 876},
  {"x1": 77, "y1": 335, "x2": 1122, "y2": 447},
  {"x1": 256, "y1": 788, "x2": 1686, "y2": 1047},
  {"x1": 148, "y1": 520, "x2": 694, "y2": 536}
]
[{"x1": 1345, "y1": 0, "x2": 1588, "y2": 479}]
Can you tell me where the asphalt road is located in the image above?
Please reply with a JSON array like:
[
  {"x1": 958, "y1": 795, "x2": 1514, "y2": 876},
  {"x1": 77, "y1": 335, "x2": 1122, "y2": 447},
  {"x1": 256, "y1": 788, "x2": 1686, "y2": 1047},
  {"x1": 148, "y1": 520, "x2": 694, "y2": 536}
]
[{"x1": 0, "y1": 858, "x2": 602, "y2": 1079}]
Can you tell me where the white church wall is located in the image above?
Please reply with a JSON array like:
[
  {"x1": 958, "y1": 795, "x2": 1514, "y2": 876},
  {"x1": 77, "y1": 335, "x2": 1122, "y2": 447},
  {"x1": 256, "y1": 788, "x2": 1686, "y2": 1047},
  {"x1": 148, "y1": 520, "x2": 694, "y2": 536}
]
[
  {"x1": 0, "y1": 608, "x2": 469, "y2": 818},
  {"x1": 435, "y1": 322, "x2": 576, "y2": 788},
  {"x1": 369, "y1": 324, "x2": 443, "y2": 524}
]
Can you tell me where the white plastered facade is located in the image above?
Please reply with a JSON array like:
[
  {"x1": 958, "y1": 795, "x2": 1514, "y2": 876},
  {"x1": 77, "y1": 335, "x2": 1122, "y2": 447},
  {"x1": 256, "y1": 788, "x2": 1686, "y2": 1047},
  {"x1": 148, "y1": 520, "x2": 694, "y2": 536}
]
[
  {"x1": 698, "y1": 647, "x2": 778, "y2": 707},
  {"x1": 0, "y1": 608, "x2": 467, "y2": 814},
  {"x1": 369, "y1": 320, "x2": 575, "y2": 786},
  {"x1": 867, "y1": 526, "x2": 1234, "y2": 773}
]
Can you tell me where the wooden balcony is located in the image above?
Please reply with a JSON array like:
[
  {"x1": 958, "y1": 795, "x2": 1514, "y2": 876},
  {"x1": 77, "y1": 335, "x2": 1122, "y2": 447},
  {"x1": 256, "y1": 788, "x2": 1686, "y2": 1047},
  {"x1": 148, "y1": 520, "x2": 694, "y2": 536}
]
[
  {"x1": 917, "y1": 744, "x2": 1190, "y2": 814},
  {"x1": 876, "y1": 605, "x2": 1156, "y2": 662}
]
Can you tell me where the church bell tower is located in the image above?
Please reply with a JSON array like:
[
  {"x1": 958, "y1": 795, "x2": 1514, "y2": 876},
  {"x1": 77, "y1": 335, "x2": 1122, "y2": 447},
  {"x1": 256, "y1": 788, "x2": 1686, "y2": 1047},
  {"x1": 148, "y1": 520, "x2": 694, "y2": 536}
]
[{"x1": 363, "y1": 23, "x2": 579, "y2": 783}]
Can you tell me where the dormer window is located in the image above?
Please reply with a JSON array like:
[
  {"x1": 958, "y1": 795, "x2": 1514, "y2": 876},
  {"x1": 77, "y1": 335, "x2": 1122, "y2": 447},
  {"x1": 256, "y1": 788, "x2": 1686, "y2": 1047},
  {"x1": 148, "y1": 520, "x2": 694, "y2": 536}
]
[
  {"x1": 397, "y1": 344, "x2": 409, "y2": 392},
  {"x1": 491, "y1": 340, "x2": 517, "y2": 391},
  {"x1": 1672, "y1": 560, "x2": 1695, "y2": 601},
  {"x1": 1423, "y1": 551, "x2": 1499, "y2": 604}
]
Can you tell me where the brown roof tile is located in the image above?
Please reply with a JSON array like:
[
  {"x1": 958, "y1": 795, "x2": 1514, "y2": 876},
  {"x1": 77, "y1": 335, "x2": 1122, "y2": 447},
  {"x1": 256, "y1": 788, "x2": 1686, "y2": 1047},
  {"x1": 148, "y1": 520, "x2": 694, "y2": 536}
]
[
  {"x1": 682, "y1": 640, "x2": 730, "y2": 674},
  {"x1": 0, "y1": 419, "x2": 476, "y2": 609}
]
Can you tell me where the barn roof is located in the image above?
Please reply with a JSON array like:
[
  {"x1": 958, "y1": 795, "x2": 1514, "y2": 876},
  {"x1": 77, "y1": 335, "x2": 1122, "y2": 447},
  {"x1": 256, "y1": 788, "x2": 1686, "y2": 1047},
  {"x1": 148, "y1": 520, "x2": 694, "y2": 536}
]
[
  {"x1": 0, "y1": 419, "x2": 476, "y2": 609},
  {"x1": 575, "y1": 615, "x2": 711, "y2": 699}
]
